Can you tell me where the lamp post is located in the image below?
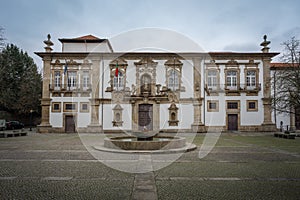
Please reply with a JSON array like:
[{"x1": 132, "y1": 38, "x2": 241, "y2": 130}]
[{"x1": 30, "y1": 110, "x2": 33, "y2": 131}]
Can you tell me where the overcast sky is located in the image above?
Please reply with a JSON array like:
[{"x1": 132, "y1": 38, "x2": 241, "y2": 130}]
[{"x1": 1, "y1": 0, "x2": 300, "y2": 68}]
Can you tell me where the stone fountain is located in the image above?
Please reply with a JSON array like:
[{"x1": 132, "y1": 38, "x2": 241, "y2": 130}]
[{"x1": 95, "y1": 128, "x2": 196, "y2": 153}]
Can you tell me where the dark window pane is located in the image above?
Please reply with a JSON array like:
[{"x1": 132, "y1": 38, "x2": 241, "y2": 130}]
[
  {"x1": 227, "y1": 102, "x2": 238, "y2": 109},
  {"x1": 209, "y1": 103, "x2": 217, "y2": 109},
  {"x1": 66, "y1": 104, "x2": 76, "y2": 110},
  {"x1": 82, "y1": 104, "x2": 88, "y2": 110},
  {"x1": 53, "y1": 104, "x2": 60, "y2": 110},
  {"x1": 249, "y1": 102, "x2": 256, "y2": 109}
]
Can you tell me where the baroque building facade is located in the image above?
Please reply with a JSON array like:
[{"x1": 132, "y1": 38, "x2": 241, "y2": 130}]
[{"x1": 36, "y1": 34, "x2": 279, "y2": 133}]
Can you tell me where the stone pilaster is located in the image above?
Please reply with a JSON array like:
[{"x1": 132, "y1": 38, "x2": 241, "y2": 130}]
[
  {"x1": 88, "y1": 58, "x2": 102, "y2": 132},
  {"x1": 153, "y1": 101, "x2": 160, "y2": 132},
  {"x1": 261, "y1": 57, "x2": 276, "y2": 131},
  {"x1": 37, "y1": 56, "x2": 52, "y2": 133},
  {"x1": 191, "y1": 57, "x2": 206, "y2": 132},
  {"x1": 131, "y1": 100, "x2": 139, "y2": 132}
]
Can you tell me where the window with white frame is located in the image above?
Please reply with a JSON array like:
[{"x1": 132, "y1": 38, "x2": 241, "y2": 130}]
[
  {"x1": 246, "y1": 71, "x2": 256, "y2": 88},
  {"x1": 168, "y1": 69, "x2": 180, "y2": 91},
  {"x1": 226, "y1": 70, "x2": 237, "y2": 88},
  {"x1": 113, "y1": 71, "x2": 124, "y2": 91},
  {"x1": 82, "y1": 71, "x2": 90, "y2": 90},
  {"x1": 54, "y1": 71, "x2": 61, "y2": 90},
  {"x1": 67, "y1": 71, "x2": 77, "y2": 90},
  {"x1": 207, "y1": 70, "x2": 218, "y2": 88}
]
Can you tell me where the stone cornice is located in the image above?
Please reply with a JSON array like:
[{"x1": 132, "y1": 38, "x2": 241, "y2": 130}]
[{"x1": 35, "y1": 52, "x2": 280, "y2": 60}]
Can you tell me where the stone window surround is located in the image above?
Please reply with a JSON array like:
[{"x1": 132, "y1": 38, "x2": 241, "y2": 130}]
[
  {"x1": 50, "y1": 59, "x2": 92, "y2": 90},
  {"x1": 165, "y1": 58, "x2": 183, "y2": 92},
  {"x1": 205, "y1": 62, "x2": 221, "y2": 95},
  {"x1": 244, "y1": 62, "x2": 260, "y2": 92},
  {"x1": 207, "y1": 100, "x2": 219, "y2": 112},
  {"x1": 246, "y1": 100, "x2": 258, "y2": 112},
  {"x1": 109, "y1": 58, "x2": 128, "y2": 92},
  {"x1": 80, "y1": 102, "x2": 90, "y2": 113},
  {"x1": 226, "y1": 100, "x2": 240, "y2": 112},
  {"x1": 134, "y1": 58, "x2": 158, "y2": 96},
  {"x1": 51, "y1": 102, "x2": 61, "y2": 112},
  {"x1": 224, "y1": 60, "x2": 240, "y2": 88},
  {"x1": 63, "y1": 102, "x2": 78, "y2": 112}
]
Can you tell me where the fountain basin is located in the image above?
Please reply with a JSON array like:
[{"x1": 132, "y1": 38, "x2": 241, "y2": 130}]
[{"x1": 104, "y1": 136, "x2": 186, "y2": 150}]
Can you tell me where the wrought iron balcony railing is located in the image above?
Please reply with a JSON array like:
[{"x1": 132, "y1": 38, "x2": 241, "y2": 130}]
[
  {"x1": 49, "y1": 84, "x2": 92, "y2": 92},
  {"x1": 205, "y1": 83, "x2": 261, "y2": 93}
]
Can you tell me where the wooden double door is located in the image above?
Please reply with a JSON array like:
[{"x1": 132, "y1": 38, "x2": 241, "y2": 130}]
[
  {"x1": 65, "y1": 116, "x2": 76, "y2": 133},
  {"x1": 227, "y1": 114, "x2": 238, "y2": 131},
  {"x1": 138, "y1": 104, "x2": 153, "y2": 131}
]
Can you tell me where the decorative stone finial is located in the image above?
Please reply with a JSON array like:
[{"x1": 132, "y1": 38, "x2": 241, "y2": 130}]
[
  {"x1": 260, "y1": 35, "x2": 271, "y2": 53},
  {"x1": 44, "y1": 34, "x2": 54, "y2": 52}
]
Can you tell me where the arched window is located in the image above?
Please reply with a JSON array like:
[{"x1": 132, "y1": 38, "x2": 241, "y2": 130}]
[{"x1": 168, "y1": 69, "x2": 180, "y2": 91}]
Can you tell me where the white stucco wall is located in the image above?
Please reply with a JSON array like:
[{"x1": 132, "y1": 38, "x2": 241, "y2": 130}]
[
  {"x1": 63, "y1": 42, "x2": 112, "y2": 53},
  {"x1": 50, "y1": 113, "x2": 63, "y2": 127},
  {"x1": 203, "y1": 60, "x2": 265, "y2": 127},
  {"x1": 240, "y1": 94, "x2": 264, "y2": 125},
  {"x1": 181, "y1": 60, "x2": 194, "y2": 98},
  {"x1": 77, "y1": 113, "x2": 90, "y2": 127},
  {"x1": 101, "y1": 104, "x2": 132, "y2": 130},
  {"x1": 160, "y1": 103, "x2": 193, "y2": 129},
  {"x1": 205, "y1": 95, "x2": 226, "y2": 126},
  {"x1": 178, "y1": 104, "x2": 194, "y2": 129},
  {"x1": 50, "y1": 97, "x2": 91, "y2": 128}
]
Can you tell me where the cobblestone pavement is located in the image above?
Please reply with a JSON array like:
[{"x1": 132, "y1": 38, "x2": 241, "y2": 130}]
[{"x1": 0, "y1": 130, "x2": 299, "y2": 199}]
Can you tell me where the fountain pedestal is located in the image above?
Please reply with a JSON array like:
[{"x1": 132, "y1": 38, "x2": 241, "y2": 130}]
[{"x1": 131, "y1": 131, "x2": 158, "y2": 141}]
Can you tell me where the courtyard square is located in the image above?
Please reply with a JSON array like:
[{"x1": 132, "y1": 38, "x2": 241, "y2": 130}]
[{"x1": 0, "y1": 131, "x2": 299, "y2": 200}]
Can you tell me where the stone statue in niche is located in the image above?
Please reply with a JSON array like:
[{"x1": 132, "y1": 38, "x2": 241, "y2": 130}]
[
  {"x1": 141, "y1": 74, "x2": 151, "y2": 94},
  {"x1": 131, "y1": 84, "x2": 136, "y2": 96}
]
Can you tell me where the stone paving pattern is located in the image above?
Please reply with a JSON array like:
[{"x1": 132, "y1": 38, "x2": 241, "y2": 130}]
[{"x1": 0, "y1": 130, "x2": 299, "y2": 199}]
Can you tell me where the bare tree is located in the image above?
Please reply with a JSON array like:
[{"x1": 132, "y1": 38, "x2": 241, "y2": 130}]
[{"x1": 273, "y1": 37, "x2": 300, "y2": 116}]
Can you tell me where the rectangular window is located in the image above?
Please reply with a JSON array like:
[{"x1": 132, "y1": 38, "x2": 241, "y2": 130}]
[
  {"x1": 63, "y1": 103, "x2": 77, "y2": 112},
  {"x1": 247, "y1": 100, "x2": 258, "y2": 112},
  {"x1": 207, "y1": 70, "x2": 217, "y2": 87},
  {"x1": 67, "y1": 71, "x2": 77, "y2": 90},
  {"x1": 226, "y1": 71, "x2": 237, "y2": 88},
  {"x1": 207, "y1": 100, "x2": 219, "y2": 112},
  {"x1": 80, "y1": 102, "x2": 89, "y2": 112},
  {"x1": 54, "y1": 71, "x2": 61, "y2": 89},
  {"x1": 82, "y1": 71, "x2": 90, "y2": 90},
  {"x1": 113, "y1": 71, "x2": 124, "y2": 91},
  {"x1": 246, "y1": 71, "x2": 256, "y2": 87},
  {"x1": 227, "y1": 102, "x2": 238, "y2": 109},
  {"x1": 168, "y1": 69, "x2": 180, "y2": 91},
  {"x1": 51, "y1": 102, "x2": 61, "y2": 112},
  {"x1": 209, "y1": 103, "x2": 216, "y2": 109}
]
